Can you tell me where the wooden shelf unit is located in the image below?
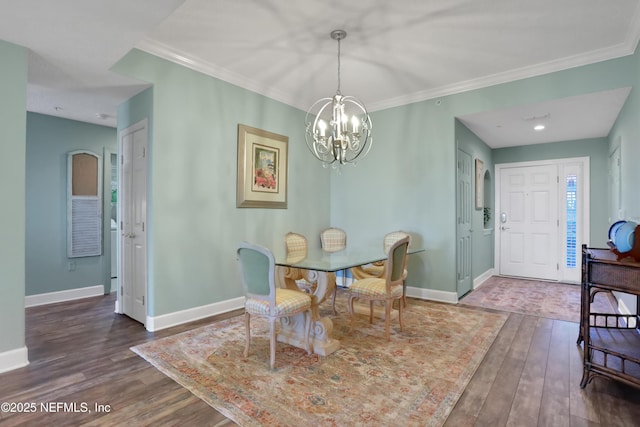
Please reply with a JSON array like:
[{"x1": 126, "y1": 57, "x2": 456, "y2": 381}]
[{"x1": 578, "y1": 245, "x2": 640, "y2": 389}]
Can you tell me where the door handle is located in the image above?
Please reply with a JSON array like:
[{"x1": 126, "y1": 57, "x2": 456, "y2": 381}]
[{"x1": 501, "y1": 226, "x2": 510, "y2": 231}]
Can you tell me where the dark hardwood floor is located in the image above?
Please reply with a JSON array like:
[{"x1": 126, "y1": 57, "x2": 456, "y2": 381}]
[{"x1": 1, "y1": 293, "x2": 639, "y2": 426}]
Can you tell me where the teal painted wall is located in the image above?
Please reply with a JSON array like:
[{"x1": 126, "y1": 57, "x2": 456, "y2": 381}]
[
  {"x1": 493, "y1": 137, "x2": 610, "y2": 245},
  {"x1": 330, "y1": 54, "x2": 636, "y2": 294},
  {"x1": 112, "y1": 47, "x2": 639, "y2": 310},
  {"x1": 112, "y1": 50, "x2": 330, "y2": 317},
  {"x1": 1, "y1": 37, "x2": 639, "y2": 353},
  {"x1": 0, "y1": 40, "x2": 27, "y2": 354},
  {"x1": 456, "y1": 120, "x2": 494, "y2": 282},
  {"x1": 609, "y1": 48, "x2": 640, "y2": 223},
  {"x1": 25, "y1": 113, "x2": 117, "y2": 296},
  {"x1": 606, "y1": 45, "x2": 640, "y2": 313}
]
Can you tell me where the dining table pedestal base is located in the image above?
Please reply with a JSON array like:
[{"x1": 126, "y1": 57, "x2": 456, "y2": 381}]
[{"x1": 276, "y1": 266, "x2": 340, "y2": 356}]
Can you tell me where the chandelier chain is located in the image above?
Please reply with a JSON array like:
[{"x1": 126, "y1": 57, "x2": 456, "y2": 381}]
[{"x1": 336, "y1": 36, "x2": 341, "y2": 95}]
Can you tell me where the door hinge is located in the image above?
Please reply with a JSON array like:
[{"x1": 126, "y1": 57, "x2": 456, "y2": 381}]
[
  {"x1": 142, "y1": 147, "x2": 146, "y2": 158},
  {"x1": 120, "y1": 285, "x2": 123, "y2": 294},
  {"x1": 142, "y1": 295, "x2": 145, "y2": 306},
  {"x1": 557, "y1": 263, "x2": 559, "y2": 271},
  {"x1": 120, "y1": 221, "x2": 123, "y2": 230},
  {"x1": 142, "y1": 222, "x2": 145, "y2": 232},
  {"x1": 121, "y1": 154, "x2": 124, "y2": 165}
]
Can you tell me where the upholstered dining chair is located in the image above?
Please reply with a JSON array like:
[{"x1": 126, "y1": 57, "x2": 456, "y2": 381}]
[
  {"x1": 347, "y1": 235, "x2": 410, "y2": 341},
  {"x1": 351, "y1": 231, "x2": 412, "y2": 307},
  {"x1": 320, "y1": 227, "x2": 347, "y2": 312},
  {"x1": 237, "y1": 241, "x2": 313, "y2": 369},
  {"x1": 285, "y1": 232, "x2": 308, "y2": 258},
  {"x1": 284, "y1": 232, "x2": 315, "y2": 293}
]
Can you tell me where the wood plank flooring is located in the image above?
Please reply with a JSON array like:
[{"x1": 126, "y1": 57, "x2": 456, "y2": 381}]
[{"x1": 1, "y1": 293, "x2": 639, "y2": 426}]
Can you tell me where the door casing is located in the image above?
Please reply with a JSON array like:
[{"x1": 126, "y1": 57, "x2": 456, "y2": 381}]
[{"x1": 494, "y1": 157, "x2": 589, "y2": 284}]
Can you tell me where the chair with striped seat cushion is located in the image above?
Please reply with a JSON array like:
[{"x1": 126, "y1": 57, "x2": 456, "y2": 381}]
[
  {"x1": 351, "y1": 231, "x2": 411, "y2": 307},
  {"x1": 348, "y1": 236, "x2": 410, "y2": 341},
  {"x1": 237, "y1": 241, "x2": 312, "y2": 369}
]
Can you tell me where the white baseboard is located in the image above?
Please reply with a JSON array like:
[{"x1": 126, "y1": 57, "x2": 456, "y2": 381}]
[
  {"x1": 0, "y1": 346, "x2": 29, "y2": 374},
  {"x1": 406, "y1": 286, "x2": 458, "y2": 304},
  {"x1": 474, "y1": 269, "x2": 495, "y2": 289},
  {"x1": 25, "y1": 285, "x2": 104, "y2": 308},
  {"x1": 146, "y1": 297, "x2": 245, "y2": 332}
]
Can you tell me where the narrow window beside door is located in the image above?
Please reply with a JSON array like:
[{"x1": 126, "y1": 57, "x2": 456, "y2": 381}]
[{"x1": 566, "y1": 175, "x2": 577, "y2": 268}]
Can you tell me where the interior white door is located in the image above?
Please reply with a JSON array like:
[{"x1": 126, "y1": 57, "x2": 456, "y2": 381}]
[
  {"x1": 499, "y1": 164, "x2": 559, "y2": 280},
  {"x1": 456, "y1": 149, "x2": 472, "y2": 297},
  {"x1": 120, "y1": 121, "x2": 147, "y2": 324}
]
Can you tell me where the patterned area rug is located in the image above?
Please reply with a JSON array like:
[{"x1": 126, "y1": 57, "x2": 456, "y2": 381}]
[
  {"x1": 459, "y1": 276, "x2": 615, "y2": 322},
  {"x1": 132, "y1": 292, "x2": 507, "y2": 427}
]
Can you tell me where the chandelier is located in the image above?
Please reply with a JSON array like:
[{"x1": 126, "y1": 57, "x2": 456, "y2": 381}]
[{"x1": 304, "y1": 30, "x2": 372, "y2": 167}]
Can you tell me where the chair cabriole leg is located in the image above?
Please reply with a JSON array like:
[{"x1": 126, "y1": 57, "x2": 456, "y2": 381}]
[
  {"x1": 269, "y1": 318, "x2": 276, "y2": 369},
  {"x1": 244, "y1": 312, "x2": 251, "y2": 357}
]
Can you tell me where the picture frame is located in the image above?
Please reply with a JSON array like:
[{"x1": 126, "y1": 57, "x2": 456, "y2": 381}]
[
  {"x1": 475, "y1": 158, "x2": 484, "y2": 209},
  {"x1": 237, "y1": 124, "x2": 288, "y2": 208}
]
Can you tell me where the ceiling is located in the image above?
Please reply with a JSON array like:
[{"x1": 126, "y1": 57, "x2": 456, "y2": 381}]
[{"x1": 1, "y1": 0, "x2": 639, "y2": 147}]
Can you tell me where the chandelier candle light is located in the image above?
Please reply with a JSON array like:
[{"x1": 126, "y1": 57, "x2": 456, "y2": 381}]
[{"x1": 305, "y1": 30, "x2": 372, "y2": 168}]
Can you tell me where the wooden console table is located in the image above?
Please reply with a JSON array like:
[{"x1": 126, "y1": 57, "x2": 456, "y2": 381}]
[{"x1": 578, "y1": 245, "x2": 640, "y2": 389}]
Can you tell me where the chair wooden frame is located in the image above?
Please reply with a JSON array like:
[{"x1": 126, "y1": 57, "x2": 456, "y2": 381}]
[
  {"x1": 347, "y1": 236, "x2": 410, "y2": 341},
  {"x1": 237, "y1": 241, "x2": 312, "y2": 369}
]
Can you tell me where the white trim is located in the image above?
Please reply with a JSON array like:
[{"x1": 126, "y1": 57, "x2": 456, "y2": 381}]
[
  {"x1": 473, "y1": 269, "x2": 495, "y2": 289},
  {"x1": 25, "y1": 285, "x2": 104, "y2": 308},
  {"x1": 136, "y1": 32, "x2": 640, "y2": 113},
  {"x1": 0, "y1": 347, "x2": 29, "y2": 374},
  {"x1": 494, "y1": 157, "x2": 590, "y2": 282},
  {"x1": 145, "y1": 297, "x2": 245, "y2": 332},
  {"x1": 406, "y1": 286, "x2": 458, "y2": 304}
]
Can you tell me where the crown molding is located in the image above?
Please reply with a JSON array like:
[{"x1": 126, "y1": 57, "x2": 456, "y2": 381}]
[
  {"x1": 135, "y1": 38, "x2": 297, "y2": 108},
  {"x1": 137, "y1": 18, "x2": 640, "y2": 114},
  {"x1": 368, "y1": 42, "x2": 638, "y2": 112}
]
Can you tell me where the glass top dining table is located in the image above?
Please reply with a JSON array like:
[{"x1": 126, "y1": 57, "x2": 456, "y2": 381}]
[
  {"x1": 272, "y1": 243, "x2": 423, "y2": 356},
  {"x1": 274, "y1": 245, "x2": 424, "y2": 272}
]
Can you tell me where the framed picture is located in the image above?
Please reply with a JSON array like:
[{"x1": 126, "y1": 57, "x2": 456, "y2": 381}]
[
  {"x1": 237, "y1": 124, "x2": 288, "y2": 208},
  {"x1": 475, "y1": 158, "x2": 484, "y2": 209}
]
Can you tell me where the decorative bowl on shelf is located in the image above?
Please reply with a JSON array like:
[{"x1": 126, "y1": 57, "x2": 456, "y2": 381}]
[{"x1": 613, "y1": 221, "x2": 637, "y2": 253}]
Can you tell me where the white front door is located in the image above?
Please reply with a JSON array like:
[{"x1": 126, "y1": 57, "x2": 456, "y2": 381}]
[
  {"x1": 499, "y1": 164, "x2": 559, "y2": 280},
  {"x1": 119, "y1": 120, "x2": 148, "y2": 325}
]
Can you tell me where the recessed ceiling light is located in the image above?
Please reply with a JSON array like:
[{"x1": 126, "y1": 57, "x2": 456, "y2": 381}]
[{"x1": 534, "y1": 124, "x2": 545, "y2": 131}]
